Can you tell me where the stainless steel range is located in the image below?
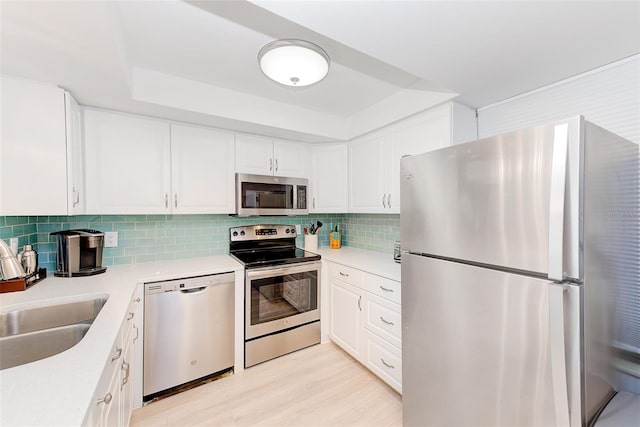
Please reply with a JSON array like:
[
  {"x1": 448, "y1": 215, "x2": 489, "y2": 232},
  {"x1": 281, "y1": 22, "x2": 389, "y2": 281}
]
[{"x1": 229, "y1": 224, "x2": 321, "y2": 367}]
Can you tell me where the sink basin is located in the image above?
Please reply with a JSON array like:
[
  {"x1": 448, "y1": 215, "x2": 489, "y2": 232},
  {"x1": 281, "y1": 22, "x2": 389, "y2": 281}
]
[
  {"x1": 0, "y1": 297, "x2": 108, "y2": 370},
  {"x1": 0, "y1": 324, "x2": 91, "y2": 370},
  {"x1": 0, "y1": 297, "x2": 108, "y2": 337}
]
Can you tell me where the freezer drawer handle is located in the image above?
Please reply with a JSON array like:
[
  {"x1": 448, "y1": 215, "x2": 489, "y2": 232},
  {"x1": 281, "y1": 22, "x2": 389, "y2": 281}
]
[
  {"x1": 339, "y1": 271, "x2": 349, "y2": 277},
  {"x1": 358, "y1": 295, "x2": 362, "y2": 311},
  {"x1": 549, "y1": 284, "x2": 571, "y2": 427},
  {"x1": 379, "y1": 285, "x2": 394, "y2": 293},
  {"x1": 380, "y1": 316, "x2": 394, "y2": 326},
  {"x1": 380, "y1": 358, "x2": 395, "y2": 369}
]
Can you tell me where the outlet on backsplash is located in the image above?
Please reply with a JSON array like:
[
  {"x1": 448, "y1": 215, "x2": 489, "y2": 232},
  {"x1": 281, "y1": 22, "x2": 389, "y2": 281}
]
[
  {"x1": 9, "y1": 238, "x2": 18, "y2": 255},
  {"x1": 104, "y1": 231, "x2": 118, "y2": 248}
]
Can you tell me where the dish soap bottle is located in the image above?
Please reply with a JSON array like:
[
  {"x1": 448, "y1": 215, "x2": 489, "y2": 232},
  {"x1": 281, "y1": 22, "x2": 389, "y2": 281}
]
[{"x1": 329, "y1": 224, "x2": 341, "y2": 249}]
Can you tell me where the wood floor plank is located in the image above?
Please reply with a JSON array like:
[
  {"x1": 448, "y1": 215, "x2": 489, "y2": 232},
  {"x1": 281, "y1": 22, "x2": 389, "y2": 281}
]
[{"x1": 131, "y1": 342, "x2": 402, "y2": 427}]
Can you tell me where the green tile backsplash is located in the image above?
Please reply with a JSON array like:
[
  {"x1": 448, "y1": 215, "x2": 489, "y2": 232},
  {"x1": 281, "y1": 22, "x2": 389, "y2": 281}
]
[{"x1": 0, "y1": 214, "x2": 400, "y2": 272}]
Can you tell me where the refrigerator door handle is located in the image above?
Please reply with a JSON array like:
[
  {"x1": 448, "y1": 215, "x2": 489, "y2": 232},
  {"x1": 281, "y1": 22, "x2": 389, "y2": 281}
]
[
  {"x1": 548, "y1": 123, "x2": 569, "y2": 281},
  {"x1": 549, "y1": 284, "x2": 571, "y2": 427}
]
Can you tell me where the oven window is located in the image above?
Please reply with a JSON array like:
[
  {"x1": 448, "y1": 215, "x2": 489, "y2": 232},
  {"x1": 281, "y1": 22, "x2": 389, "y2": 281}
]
[
  {"x1": 242, "y1": 182, "x2": 293, "y2": 209},
  {"x1": 250, "y1": 270, "x2": 318, "y2": 325}
]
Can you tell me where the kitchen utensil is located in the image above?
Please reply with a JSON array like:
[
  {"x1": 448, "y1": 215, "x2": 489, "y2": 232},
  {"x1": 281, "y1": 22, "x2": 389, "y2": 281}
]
[
  {"x1": 0, "y1": 239, "x2": 26, "y2": 280},
  {"x1": 17, "y1": 245, "x2": 38, "y2": 275}
]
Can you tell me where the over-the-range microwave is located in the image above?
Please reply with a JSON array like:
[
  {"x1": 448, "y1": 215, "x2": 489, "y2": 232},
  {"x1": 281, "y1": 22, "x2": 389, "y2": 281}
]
[{"x1": 235, "y1": 173, "x2": 308, "y2": 216}]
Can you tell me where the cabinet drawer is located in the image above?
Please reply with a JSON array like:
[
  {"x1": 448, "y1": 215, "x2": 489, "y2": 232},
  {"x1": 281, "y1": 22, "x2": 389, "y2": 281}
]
[
  {"x1": 365, "y1": 294, "x2": 401, "y2": 348},
  {"x1": 329, "y1": 263, "x2": 364, "y2": 288},
  {"x1": 364, "y1": 273, "x2": 401, "y2": 304},
  {"x1": 365, "y1": 331, "x2": 402, "y2": 393}
]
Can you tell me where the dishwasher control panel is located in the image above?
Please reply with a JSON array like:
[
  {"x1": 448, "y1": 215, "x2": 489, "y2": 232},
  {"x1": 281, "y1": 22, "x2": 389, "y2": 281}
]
[{"x1": 145, "y1": 272, "x2": 235, "y2": 294}]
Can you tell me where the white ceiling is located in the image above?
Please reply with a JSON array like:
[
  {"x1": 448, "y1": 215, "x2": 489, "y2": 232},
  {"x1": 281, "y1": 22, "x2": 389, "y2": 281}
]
[{"x1": 1, "y1": 1, "x2": 638, "y2": 142}]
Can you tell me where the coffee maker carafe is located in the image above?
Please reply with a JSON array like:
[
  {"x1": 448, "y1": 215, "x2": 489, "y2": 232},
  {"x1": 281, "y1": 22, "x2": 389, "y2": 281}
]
[{"x1": 50, "y1": 229, "x2": 107, "y2": 277}]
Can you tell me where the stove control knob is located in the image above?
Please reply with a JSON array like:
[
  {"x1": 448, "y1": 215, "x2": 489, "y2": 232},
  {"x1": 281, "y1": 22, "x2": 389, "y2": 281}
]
[
  {"x1": 290, "y1": 228, "x2": 296, "y2": 234},
  {"x1": 232, "y1": 231, "x2": 238, "y2": 237},
  {"x1": 285, "y1": 228, "x2": 290, "y2": 234},
  {"x1": 240, "y1": 231, "x2": 245, "y2": 236}
]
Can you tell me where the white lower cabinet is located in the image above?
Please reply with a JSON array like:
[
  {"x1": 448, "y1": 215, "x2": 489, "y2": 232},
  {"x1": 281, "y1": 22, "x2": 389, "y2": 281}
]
[
  {"x1": 329, "y1": 278, "x2": 364, "y2": 360},
  {"x1": 84, "y1": 289, "x2": 142, "y2": 427},
  {"x1": 327, "y1": 261, "x2": 402, "y2": 393}
]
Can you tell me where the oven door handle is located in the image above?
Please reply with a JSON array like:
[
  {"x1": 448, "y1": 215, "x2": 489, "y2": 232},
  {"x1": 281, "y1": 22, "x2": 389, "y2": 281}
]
[{"x1": 246, "y1": 262, "x2": 320, "y2": 279}]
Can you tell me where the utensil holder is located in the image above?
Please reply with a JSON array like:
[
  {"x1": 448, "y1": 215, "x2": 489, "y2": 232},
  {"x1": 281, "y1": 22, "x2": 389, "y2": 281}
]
[{"x1": 304, "y1": 234, "x2": 318, "y2": 251}]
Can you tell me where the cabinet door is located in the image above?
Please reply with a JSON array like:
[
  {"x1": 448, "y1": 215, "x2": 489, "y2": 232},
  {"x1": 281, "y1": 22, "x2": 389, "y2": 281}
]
[
  {"x1": 84, "y1": 110, "x2": 171, "y2": 214},
  {"x1": 171, "y1": 124, "x2": 235, "y2": 214},
  {"x1": 120, "y1": 339, "x2": 132, "y2": 427},
  {"x1": 130, "y1": 286, "x2": 144, "y2": 411},
  {"x1": 329, "y1": 278, "x2": 363, "y2": 361},
  {"x1": 388, "y1": 108, "x2": 451, "y2": 211},
  {"x1": 310, "y1": 143, "x2": 348, "y2": 213},
  {"x1": 349, "y1": 134, "x2": 386, "y2": 213},
  {"x1": 1, "y1": 76, "x2": 68, "y2": 215},
  {"x1": 235, "y1": 134, "x2": 274, "y2": 175},
  {"x1": 273, "y1": 140, "x2": 308, "y2": 178},
  {"x1": 66, "y1": 93, "x2": 85, "y2": 214}
]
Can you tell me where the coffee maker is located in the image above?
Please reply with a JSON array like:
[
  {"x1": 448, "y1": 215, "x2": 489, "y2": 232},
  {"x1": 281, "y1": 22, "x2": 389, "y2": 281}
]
[{"x1": 50, "y1": 229, "x2": 107, "y2": 277}]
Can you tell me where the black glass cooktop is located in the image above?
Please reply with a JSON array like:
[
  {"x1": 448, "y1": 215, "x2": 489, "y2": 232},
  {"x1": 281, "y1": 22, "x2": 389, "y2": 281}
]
[{"x1": 230, "y1": 246, "x2": 320, "y2": 268}]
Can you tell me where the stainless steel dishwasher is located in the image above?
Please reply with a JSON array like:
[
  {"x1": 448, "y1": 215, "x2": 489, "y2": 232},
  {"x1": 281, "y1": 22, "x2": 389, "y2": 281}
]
[{"x1": 143, "y1": 272, "x2": 234, "y2": 401}]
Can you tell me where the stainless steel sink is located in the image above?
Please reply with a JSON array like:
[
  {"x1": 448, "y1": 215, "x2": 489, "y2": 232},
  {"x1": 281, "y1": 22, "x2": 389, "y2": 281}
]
[
  {"x1": 0, "y1": 297, "x2": 107, "y2": 337},
  {"x1": 0, "y1": 297, "x2": 108, "y2": 370}
]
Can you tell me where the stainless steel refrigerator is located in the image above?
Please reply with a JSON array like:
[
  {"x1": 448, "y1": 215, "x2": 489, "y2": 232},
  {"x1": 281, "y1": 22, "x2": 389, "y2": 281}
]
[{"x1": 400, "y1": 116, "x2": 639, "y2": 426}]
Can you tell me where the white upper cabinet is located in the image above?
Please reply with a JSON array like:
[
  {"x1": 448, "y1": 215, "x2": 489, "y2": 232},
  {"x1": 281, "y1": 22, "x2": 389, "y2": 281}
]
[
  {"x1": 170, "y1": 124, "x2": 235, "y2": 214},
  {"x1": 84, "y1": 109, "x2": 172, "y2": 214},
  {"x1": 65, "y1": 93, "x2": 85, "y2": 215},
  {"x1": 235, "y1": 134, "x2": 273, "y2": 175},
  {"x1": 85, "y1": 110, "x2": 237, "y2": 215},
  {"x1": 236, "y1": 134, "x2": 308, "y2": 178},
  {"x1": 349, "y1": 135, "x2": 386, "y2": 212},
  {"x1": 309, "y1": 143, "x2": 349, "y2": 213},
  {"x1": 349, "y1": 102, "x2": 477, "y2": 213},
  {"x1": 1, "y1": 76, "x2": 68, "y2": 215},
  {"x1": 273, "y1": 139, "x2": 309, "y2": 178}
]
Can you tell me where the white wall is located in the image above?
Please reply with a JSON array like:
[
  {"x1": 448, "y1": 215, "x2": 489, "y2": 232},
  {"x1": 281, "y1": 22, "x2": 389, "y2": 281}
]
[{"x1": 477, "y1": 55, "x2": 639, "y2": 144}]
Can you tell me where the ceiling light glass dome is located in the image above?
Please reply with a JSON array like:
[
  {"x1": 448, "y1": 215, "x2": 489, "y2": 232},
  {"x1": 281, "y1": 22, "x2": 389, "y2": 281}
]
[{"x1": 258, "y1": 39, "x2": 330, "y2": 87}]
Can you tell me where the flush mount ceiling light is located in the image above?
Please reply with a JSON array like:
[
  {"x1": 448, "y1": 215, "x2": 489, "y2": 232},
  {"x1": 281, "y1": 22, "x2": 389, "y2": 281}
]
[{"x1": 258, "y1": 39, "x2": 330, "y2": 87}]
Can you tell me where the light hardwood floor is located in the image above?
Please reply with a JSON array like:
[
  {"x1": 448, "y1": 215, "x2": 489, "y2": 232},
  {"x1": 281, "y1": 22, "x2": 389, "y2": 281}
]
[{"x1": 131, "y1": 342, "x2": 402, "y2": 427}]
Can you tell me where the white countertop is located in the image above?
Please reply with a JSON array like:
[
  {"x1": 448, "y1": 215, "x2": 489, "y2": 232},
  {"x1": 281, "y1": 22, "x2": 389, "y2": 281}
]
[
  {"x1": 311, "y1": 247, "x2": 401, "y2": 282},
  {"x1": 0, "y1": 255, "x2": 243, "y2": 427}
]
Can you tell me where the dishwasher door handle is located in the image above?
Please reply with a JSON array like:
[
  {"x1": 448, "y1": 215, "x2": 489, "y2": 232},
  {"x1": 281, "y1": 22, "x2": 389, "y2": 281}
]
[{"x1": 180, "y1": 286, "x2": 208, "y2": 294}]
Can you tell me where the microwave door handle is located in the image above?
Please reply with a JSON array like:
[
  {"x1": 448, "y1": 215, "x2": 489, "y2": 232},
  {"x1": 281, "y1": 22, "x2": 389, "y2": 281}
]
[{"x1": 293, "y1": 185, "x2": 297, "y2": 210}]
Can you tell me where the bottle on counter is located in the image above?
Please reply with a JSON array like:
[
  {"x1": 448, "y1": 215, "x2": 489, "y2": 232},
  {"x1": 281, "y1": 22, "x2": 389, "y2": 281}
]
[{"x1": 330, "y1": 224, "x2": 341, "y2": 249}]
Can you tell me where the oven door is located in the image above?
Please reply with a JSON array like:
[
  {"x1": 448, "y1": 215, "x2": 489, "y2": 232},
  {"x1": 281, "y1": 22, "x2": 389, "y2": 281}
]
[{"x1": 245, "y1": 261, "x2": 320, "y2": 340}]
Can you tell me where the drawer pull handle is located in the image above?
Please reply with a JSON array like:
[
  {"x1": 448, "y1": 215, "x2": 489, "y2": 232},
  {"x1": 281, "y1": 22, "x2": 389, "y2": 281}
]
[
  {"x1": 381, "y1": 358, "x2": 395, "y2": 369},
  {"x1": 358, "y1": 295, "x2": 362, "y2": 311},
  {"x1": 380, "y1": 316, "x2": 394, "y2": 326},
  {"x1": 339, "y1": 272, "x2": 349, "y2": 277},
  {"x1": 97, "y1": 393, "x2": 113, "y2": 405},
  {"x1": 111, "y1": 347, "x2": 122, "y2": 362},
  {"x1": 379, "y1": 285, "x2": 394, "y2": 292},
  {"x1": 134, "y1": 297, "x2": 141, "y2": 303},
  {"x1": 133, "y1": 325, "x2": 140, "y2": 343},
  {"x1": 127, "y1": 311, "x2": 134, "y2": 320}
]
